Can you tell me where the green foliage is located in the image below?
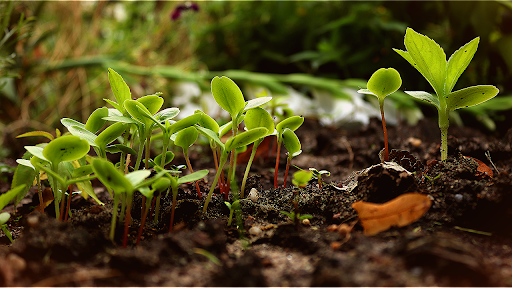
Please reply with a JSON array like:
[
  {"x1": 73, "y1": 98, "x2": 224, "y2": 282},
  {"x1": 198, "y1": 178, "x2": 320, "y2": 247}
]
[
  {"x1": 43, "y1": 135, "x2": 90, "y2": 165},
  {"x1": 211, "y1": 76, "x2": 246, "y2": 119},
  {"x1": 358, "y1": 68, "x2": 402, "y2": 102},
  {"x1": 394, "y1": 27, "x2": 499, "y2": 160},
  {"x1": 292, "y1": 170, "x2": 313, "y2": 188}
]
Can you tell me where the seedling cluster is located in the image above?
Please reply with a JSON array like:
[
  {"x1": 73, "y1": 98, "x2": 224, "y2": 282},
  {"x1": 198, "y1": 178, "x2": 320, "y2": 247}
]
[{"x1": 4, "y1": 27, "x2": 500, "y2": 246}]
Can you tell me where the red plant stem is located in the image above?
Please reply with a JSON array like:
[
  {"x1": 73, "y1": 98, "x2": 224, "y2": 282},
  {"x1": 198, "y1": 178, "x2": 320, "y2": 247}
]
[
  {"x1": 184, "y1": 153, "x2": 202, "y2": 199},
  {"x1": 274, "y1": 140, "x2": 282, "y2": 189},
  {"x1": 380, "y1": 106, "x2": 389, "y2": 162},
  {"x1": 283, "y1": 158, "x2": 291, "y2": 188},
  {"x1": 122, "y1": 201, "x2": 132, "y2": 248},
  {"x1": 219, "y1": 169, "x2": 225, "y2": 196},
  {"x1": 149, "y1": 195, "x2": 157, "y2": 219},
  {"x1": 141, "y1": 195, "x2": 146, "y2": 220},
  {"x1": 136, "y1": 204, "x2": 149, "y2": 246},
  {"x1": 169, "y1": 192, "x2": 177, "y2": 232}
]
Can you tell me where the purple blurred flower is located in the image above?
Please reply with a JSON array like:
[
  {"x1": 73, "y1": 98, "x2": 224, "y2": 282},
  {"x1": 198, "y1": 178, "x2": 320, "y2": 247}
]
[{"x1": 171, "y1": 2, "x2": 199, "y2": 21}]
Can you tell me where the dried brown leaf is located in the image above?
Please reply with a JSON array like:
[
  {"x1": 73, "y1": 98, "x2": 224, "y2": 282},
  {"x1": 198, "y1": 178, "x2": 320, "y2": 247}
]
[{"x1": 352, "y1": 193, "x2": 431, "y2": 236}]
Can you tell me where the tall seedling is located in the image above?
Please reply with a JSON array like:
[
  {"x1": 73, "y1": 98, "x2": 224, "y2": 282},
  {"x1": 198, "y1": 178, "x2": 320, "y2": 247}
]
[
  {"x1": 274, "y1": 116, "x2": 304, "y2": 188},
  {"x1": 282, "y1": 128, "x2": 302, "y2": 187},
  {"x1": 173, "y1": 126, "x2": 202, "y2": 198},
  {"x1": 394, "y1": 28, "x2": 499, "y2": 160},
  {"x1": 357, "y1": 68, "x2": 402, "y2": 162}
]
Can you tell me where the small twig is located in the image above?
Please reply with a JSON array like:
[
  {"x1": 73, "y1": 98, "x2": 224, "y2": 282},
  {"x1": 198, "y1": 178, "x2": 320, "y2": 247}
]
[
  {"x1": 454, "y1": 226, "x2": 492, "y2": 236},
  {"x1": 485, "y1": 151, "x2": 500, "y2": 174}
]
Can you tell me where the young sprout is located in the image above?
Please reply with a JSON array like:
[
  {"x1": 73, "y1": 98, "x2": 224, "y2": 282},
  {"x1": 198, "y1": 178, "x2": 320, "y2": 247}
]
[
  {"x1": 357, "y1": 68, "x2": 402, "y2": 162},
  {"x1": 173, "y1": 126, "x2": 202, "y2": 199},
  {"x1": 292, "y1": 169, "x2": 313, "y2": 190},
  {"x1": 167, "y1": 169, "x2": 209, "y2": 232},
  {"x1": 282, "y1": 128, "x2": 302, "y2": 188},
  {"x1": 240, "y1": 107, "x2": 275, "y2": 198},
  {"x1": 0, "y1": 184, "x2": 26, "y2": 243},
  {"x1": 393, "y1": 27, "x2": 499, "y2": 161},
  {"x1": 309, "y1": 168, "x2": 331, "y2": 190},
  {"x1": 136, "y1": 177, "x2": 170, "y2": 245},
  {"x1": 274, "y1": 116, "x2": 304, "y2": 188},
  {"x1": 210, "y1": 76, "x2": 272, "y2": 196},
  {"x1": 224, "y1": 200, "x2": 240, "y2": 226}
]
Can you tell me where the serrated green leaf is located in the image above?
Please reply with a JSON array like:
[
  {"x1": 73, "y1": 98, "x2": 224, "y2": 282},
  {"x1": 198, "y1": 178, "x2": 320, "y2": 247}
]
[
  {"x1": 445, "y1": 37, "x2": 479, "y2": 94},
  {"x1": 446, "y1": 85, "x2": 499, "y2": 111},
  {"x1": 404, "y1": 91, "x2": 440, "y2": 110},
  {"x1": 225, "y1": 127, "x2": 268, "y2": 151},
  {"x1": 85, "y1": 107, "x2": 109, "y2": 133},
  {"x1": 211, "y1": 76, "x2": 246, "y2": 118},
  {"x1": 366, "y1": 68, "x2": 402, "y2": 100},
  {"x1": 108, "y1": 68, "x2": 131, "y2": 113},
  {"x1": 403, "y1": 28, "x2": 447, "y2": 97}
]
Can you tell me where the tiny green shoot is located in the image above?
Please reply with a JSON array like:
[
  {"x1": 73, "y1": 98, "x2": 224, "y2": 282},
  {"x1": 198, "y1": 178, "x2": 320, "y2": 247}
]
[{"x1": 309, "y1": 168, "x2": 331, "y2": 190}]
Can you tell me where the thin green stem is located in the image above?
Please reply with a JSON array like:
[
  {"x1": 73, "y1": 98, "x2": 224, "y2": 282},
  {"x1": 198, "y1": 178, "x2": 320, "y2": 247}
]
[
  {"x1": 203, "y1": 152, "x2": 228, "y2": 213},
  {"x1": 110, "y1": 192, "x2": 120, "y2": 241},
  {"x1": 380, "y1": 102, "x2": 389, "y2": 162},
  {"x1": 274, "y1": 139, "x2": 282, "y2": 189},
  {"x1": 122, "y1": 193, "x2": 133, "y2": 248},
  {"x1": 169, "y1": 185, "x2": 178, "y2": 232},
  {"x1": 240, "y1": 139, "x2": 262, "y2": 198}
]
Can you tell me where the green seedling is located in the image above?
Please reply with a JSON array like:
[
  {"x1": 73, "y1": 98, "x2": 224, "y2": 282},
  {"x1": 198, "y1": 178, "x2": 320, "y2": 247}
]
[
  {"x1": 136, "y1": 177, "x2": 170, "y2": 245},
  {"x1": 0, "y1": 184, "x2": 26, "y2": 243},
  {"x1": 166, "y1": 169, "x2": 209, "y2": 232},
  {"x1": 282, "y1": 128, "x2": 302, "y2": 188},
  {"x1": 274, "y1": 115, "x2": 304, "y2": 188},
  {"x1": 92, "y1": 157, "x2": 158, "y2": 247},
  {"x1": 210, "y1": 76, "x2": 272, "y2": 197},
  {"x1": 196, "y1": 125, "x2": 268, "y2": 213},
  {"x1": 357, "y1": 68, "x2": 402, "y2": 162},
  {"x1": 394, "y1": 27, "x2": 499, "y2": 161},
  {"x1": 289, "y1": 170, "x2": 314, "y2": 231},
  {"x1": 240, "y1": 107, "x2": 275, "y2": 198},
  {"x1": 279, "y1": 210, "x2": 313, "y2": 223},
  {"x1": 173, "y1": 126, "x2": 202, "y2": 199},
  {"x1": 224, "y1": 200, "x2": 240, "y2": 226},
  {"x1": 30, "y1": 135, "x2": 91, "y2": 220},
  {"x1": 309, "y1": 168, "x2": 331, "y2": 190}
]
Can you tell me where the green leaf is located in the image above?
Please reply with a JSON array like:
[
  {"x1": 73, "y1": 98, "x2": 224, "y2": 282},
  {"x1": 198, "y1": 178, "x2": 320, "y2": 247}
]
[
  {"x1": 95, "y1": 122, "x2": 126, "y2": 148},
  {"x1": 445, "y1": 37, "x2": 479, "y2": 94},
  {"x1": 243, "y1": 96, "x2": 273, "y2": 112},
  {"x1": 195, "y1": 110, "x2": 219, "y2": 134},
  {"x1": 113, "y1": 144, "x2": 137, "y2": 155},
  {"x1": 211, "y1": 76, "x2": 246, "y2": 118},
  {"x1": 137, "y1": 94, "x2": 164, "y2": 115},
  {"x1": 16, "y1": 131, "x2": 54, "y2": 141},
  {"x1": 366, "y1": 68, "x2": 402, "y2": 100},
  {"x1": 16, "y1": 159, "x2": 34, "y2": 170},
  {"x1": 153, "y1": 151, "x2": 174, "y2": 167},
  {"x1": 446, "y1": 85, "x2": 499, "y2": 111},
  {"x1": 155, "y1": 107, "x2": 180, "y2": 122},
  {"x1": 0, "y1": 184, "x2": 26, "y2": 211},
  {"x1": 225, "y1": 127, "x2": 268, "y2": 151},
  {"x1": 61, "y1": 118, "x2": 86, "y2": 130},
  {"x1": 12, "y1": 153, "x2": 36, "y2": 206},
  {"x1": 72, "y1": 164, "x2": 93, "y2": 178},
  {"x1": 0, "y1": 212, "x2": 10, "y2": 225},
  {"x1": 24, "y1": 146, "x2": 47, "y2": 161},
  {"x1": 102, "y1": 115, "x2": 138, "y2": 124},
  {"x1": 92, "y1": 158, "x2": 132, "y2": 193},
  {"x1": 108, "y1": 68, "x2": 131, "y2": 113},
  {"x1": 103, "y1": 99, "x2": 124, "y2": 114},
  {"x1": 276, "y1": 115, "x2": 304, "y2": 135},
  {"x1": 67, "y1": 125, "x2": 99, "y2": 148},
  {"x1": 196, "y1": 125, "x2": 225, "y2": 150},
  {"x1": 178, "y1": 169, "x2": 209, "y2": 184},
  {"x1": 174, "y1": 126, "x2": 198, "y2": 149},
  {"x1": 152, "y1": 177, "x2": 171, "y2": 193},
  {"x1": 85, "y1": 107, "x2": 109, "y2": 133},
  {"x1": 43, "y1": 135, "x2": 90, "y2": 164},
  {"x1": 282, "y1": 128, "x2": 301, "y2": 156},
  {"x1": 125, "y1": 170, "x2": 151, "y2": 187},
  {"x1": 244, "y1": 107, "x2": 274, "y2": 134},
  {"x1": 124, "y1": 99, "x2": 154, "y2": 126},
  {"x1": 401, "y1": 27, "x2": 447, "y2": 97},
  {"x1": 292, "y1": 170, "x2": 313, "y2": 188},
  {"x1": 167, "y1": 113, "x2": 201, "y2": 136},
  {"x1": 405, "y1": 91, "x2": 440, "y2": 110},
  {"x1": 76, "y1": 180, "x2": 104, "y2": 205}
]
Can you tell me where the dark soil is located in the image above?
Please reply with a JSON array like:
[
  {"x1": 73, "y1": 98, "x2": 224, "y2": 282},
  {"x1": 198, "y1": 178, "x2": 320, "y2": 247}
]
[{"x1": 1, "y1": 117, "x2": 512, "y2": 286}]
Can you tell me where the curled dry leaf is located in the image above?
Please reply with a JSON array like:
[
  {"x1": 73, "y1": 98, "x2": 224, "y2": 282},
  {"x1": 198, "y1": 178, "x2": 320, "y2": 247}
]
[
  {"x1": 463, "y1": 155, "x2": 493, "y2": 179},
  {"x1": 352, "y1": 193, "x2": 432, "y2": 236}
]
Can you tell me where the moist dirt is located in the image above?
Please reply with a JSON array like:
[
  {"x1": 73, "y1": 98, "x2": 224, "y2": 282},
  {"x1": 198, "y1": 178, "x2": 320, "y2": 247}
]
[{"x1": 1, "y1": 117, "x2": 512, "y2": 286}]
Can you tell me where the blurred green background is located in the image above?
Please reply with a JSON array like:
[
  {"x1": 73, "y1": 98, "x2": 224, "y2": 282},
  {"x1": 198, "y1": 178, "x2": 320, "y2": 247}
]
[{"x1": 2, "y1": 0, "x2": 512, "y2": 159}]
